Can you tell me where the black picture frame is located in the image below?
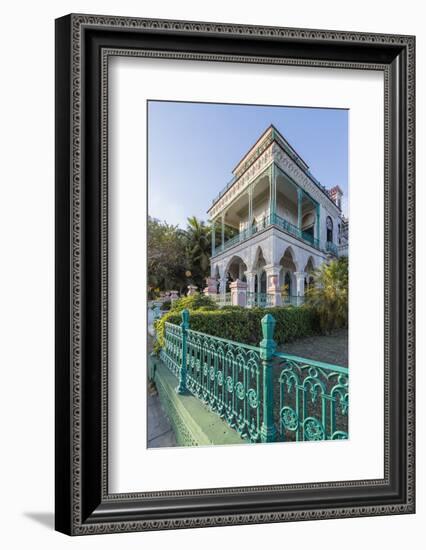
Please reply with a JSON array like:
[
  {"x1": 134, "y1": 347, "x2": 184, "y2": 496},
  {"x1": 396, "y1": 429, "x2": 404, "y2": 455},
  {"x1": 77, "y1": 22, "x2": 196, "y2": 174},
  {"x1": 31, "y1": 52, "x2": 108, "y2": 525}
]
[{"x1": 55, "y1": 14, "x2": 415, "y2": 535}]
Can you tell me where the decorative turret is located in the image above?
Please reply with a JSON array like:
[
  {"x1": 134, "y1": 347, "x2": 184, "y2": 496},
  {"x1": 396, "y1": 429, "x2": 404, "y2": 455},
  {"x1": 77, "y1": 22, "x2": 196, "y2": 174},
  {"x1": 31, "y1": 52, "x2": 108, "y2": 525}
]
[{"x1": 328, "y1": 185, "x2": 343, "y2": 210}]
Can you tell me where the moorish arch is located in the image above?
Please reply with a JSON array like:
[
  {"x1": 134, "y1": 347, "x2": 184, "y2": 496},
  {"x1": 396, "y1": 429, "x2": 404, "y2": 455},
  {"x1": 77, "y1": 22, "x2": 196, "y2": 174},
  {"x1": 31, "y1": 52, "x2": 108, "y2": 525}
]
[
  {"x1": 279, "y1": 246, "x2": 299, "y2": 296},
  {"x1": 224, "y1": 254, "x2": 248, "y2": 285},
  {"x1": 304, "y1": 255, "x2": 316, "y2": 273},
  {"x1": 249, "y1": 244, "x2": 269, "y2": 273},
  {"x1": 250, "y1": 246, "x2": 268, "y2": 295},
  {"x1": 304, "y1": 255, "x2": 316, "y2": 293}
]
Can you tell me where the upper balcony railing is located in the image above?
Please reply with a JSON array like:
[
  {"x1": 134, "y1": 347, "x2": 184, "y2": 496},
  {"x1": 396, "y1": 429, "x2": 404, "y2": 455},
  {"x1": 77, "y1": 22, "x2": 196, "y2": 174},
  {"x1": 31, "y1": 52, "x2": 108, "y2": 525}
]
[
  {"x1": 211, "y1": 175, "x2": 238, "y2": 206},
  {"x1": 326, "y1": 241, "x2": 339, "y2": 256},
  {"x1": 212, "y1": 213, "x2": 320, "y2": 257}
]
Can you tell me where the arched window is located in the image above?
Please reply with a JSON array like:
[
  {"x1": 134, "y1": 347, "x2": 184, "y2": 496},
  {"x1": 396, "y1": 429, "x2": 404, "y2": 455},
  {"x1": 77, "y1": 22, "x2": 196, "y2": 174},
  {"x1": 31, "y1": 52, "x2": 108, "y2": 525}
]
[{"x1": 326, "y1": 216, "x2": 333, "y2": 242}]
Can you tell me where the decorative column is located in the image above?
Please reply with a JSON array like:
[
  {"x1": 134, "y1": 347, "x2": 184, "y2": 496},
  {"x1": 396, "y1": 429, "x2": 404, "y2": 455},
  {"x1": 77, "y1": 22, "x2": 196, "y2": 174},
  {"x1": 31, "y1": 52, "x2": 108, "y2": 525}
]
[
  {"x1": 219, "y1": 275, "x2": 227, "y2": 297},
  {"x1": 260, "y1": 314, "x2": 276, "y2": 443},
  {"x1": 211, "y1": 219, "x2": 216, "y2": 256},
  {"x1": 170, "y1": 290, "x2": 179, "y2": 303},
  {"x1": 297, "y1": 188, "x2": 303, "y2": 232},
  {"x1": 244, "y1": 271, "x2": 256, "y2": 307},
  {"x1": 221, "y1": 213, "x2": 225, "y2": 252},
  {"x1": 248, "y1": 187, "x2": 253, "y2": 236},
  {"x1": 187, "y1": 284, "x2": 197, "y2": 296},
  {"x1": 230, "y1": 279, "x2": 247, "y2": 307},
  {"x1": 316, "y1": 203, "x2": 320, "y2": 245},
  {"x1": 265, "y1": 264, "x2": 282, "y2": 307},
  {"x1": 294, "y1": 271, "x2": 307, "y2": 298},
  {"x1": 269, "y1": 163, "x2": 277, "y2": 222},
  {"x1": 203, "y1": 277, "x2": 217, "y2": 296}
]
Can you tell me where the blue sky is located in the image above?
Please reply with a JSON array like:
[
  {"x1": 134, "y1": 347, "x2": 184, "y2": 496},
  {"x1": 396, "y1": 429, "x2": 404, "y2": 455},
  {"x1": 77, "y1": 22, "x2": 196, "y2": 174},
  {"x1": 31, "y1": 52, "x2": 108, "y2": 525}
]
[{"x1": 148, "y1": 101, "x2": 348, "y2": 227}]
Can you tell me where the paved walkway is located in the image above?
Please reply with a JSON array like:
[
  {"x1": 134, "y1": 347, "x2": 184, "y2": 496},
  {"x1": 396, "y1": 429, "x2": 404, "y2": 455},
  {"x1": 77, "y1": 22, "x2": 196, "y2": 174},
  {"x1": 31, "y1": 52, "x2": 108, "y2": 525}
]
[
  {"x1": 147, "y1": 333, "x2": 177, "y2": 448},
  {"x1": 277, "y1": 328, "x2": 348, "y2": 367},
  {"x1": 147, "y1": 385, "x2": 177, "y2": 448}
]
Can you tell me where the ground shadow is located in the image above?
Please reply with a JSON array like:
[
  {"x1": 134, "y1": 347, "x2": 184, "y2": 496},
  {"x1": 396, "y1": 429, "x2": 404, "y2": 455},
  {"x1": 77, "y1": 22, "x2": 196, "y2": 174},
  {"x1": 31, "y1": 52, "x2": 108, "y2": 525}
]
[{"x1": 24, "y1": 512, "x2": 54, "y2": 530}]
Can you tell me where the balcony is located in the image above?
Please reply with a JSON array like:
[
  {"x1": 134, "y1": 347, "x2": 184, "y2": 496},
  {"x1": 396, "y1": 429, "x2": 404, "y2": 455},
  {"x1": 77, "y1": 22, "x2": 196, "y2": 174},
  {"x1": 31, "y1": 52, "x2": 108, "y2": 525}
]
[
  {"x1": 325, "y1": 241, "x2": 338, "y2": 256},
  {"x1": 212, "y1": 213, "x2": 320, "y2": 257}
]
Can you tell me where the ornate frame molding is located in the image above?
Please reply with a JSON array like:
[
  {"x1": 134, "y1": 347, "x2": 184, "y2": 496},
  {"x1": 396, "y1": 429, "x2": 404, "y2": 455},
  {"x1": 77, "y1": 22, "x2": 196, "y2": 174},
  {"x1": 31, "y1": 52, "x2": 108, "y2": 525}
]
[{"x1": 55, "y1": 14, "x2": 415, "y2": 535}]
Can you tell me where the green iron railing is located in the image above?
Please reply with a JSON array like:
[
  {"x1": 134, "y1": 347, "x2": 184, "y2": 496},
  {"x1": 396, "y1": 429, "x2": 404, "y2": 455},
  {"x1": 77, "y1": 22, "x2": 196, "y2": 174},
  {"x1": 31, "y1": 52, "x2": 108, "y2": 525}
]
[
  {"x1": 161, "y1": 322, "x2": 183, "y2": 378},
  {"x1": 212, "y1": 212, "x2": 320, "y2": 257},
  {"x1": 185, "y1": 328, "x2": 263, "y2": 442},
  {"x1": 159, "y1": 309, "x2": 348, "y2": 444},
  {"x1": 274, "y1": 352, "x2": 348, "y2": 442},
  {"x1": 209, "y1": 292, "x2": 232, "y2": 307},
  {"x1": 246, "y1": 291, "x2": 273, "y2": 308},
  {"x1": 326, "y1": 241, "x2": 339, "y2": 256},
  {"x1": 282, "y1": 295, "x2": 305, "y2": 307}
]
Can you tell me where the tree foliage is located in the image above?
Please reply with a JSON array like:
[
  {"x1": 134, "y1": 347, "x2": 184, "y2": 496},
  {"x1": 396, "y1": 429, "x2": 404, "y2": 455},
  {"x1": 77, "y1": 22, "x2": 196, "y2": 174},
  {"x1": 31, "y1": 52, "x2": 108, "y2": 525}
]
[
  {"x1": 148, "y1": 214, "x2": 239, "y2": 297},
  {"x1": 147, "y1": 217, "x2": 188, "y2": 296},
  {"x1": 305, "y1": 257, "x2": 348, "y2": 333},
  {"x1": 184, "y1": 216, "x2": 211, "y2": 289}
]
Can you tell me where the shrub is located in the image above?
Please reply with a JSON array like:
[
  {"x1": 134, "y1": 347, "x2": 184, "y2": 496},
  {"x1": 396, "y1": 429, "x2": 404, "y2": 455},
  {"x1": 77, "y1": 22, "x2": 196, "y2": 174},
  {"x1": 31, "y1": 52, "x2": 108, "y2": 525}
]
[
  {"x1": 154, "y1": 305, "x2": 319, "y2": 351},
  {"x1": 153, "y1": 293, "x2": 218, "y2": 352},
  {"x1": 160, "y1": 300, "x2": 171, "y2": 311},
  {"x1": 169, "y1": 293, "x2": 218, "y2": 313}
]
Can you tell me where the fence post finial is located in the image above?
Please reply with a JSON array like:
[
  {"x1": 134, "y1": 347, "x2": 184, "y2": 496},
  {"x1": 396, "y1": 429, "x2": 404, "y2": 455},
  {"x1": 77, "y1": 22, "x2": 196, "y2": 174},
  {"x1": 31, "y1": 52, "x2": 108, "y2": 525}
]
[
  {"x1": 176, "y1": 309, "x2": 190, "y2": 394},
  {"x1": 260, "y1": 314, "x2": 277, "y2": 442},
  {"x1": 181, "y1": 308, "x2": 190, "y2": 329}
]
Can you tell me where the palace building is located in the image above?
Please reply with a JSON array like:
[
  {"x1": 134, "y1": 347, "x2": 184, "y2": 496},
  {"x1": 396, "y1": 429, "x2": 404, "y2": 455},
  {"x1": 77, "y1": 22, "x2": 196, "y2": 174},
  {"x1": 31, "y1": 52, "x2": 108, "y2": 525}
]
[{"x1": 204, "y1": 125, "x2": 348, "y2": 307}]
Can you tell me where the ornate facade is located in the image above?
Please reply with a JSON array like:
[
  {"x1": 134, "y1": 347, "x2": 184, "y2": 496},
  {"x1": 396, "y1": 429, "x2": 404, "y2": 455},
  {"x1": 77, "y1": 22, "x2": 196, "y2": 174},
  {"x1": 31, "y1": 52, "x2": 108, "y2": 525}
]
[{"x1": 205, "y1": 125, "x2": 348, "y2": 306}]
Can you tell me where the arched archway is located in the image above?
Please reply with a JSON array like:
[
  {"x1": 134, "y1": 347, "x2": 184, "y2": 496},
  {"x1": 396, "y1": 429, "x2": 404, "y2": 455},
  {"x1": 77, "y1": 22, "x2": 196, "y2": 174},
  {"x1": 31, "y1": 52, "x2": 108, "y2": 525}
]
[
  {"x1": 224, "y1": 255, "x2": 247, "y2": 292},
  {"x1": 255, "y1": 270, "x2": 267, "y2": 294},
  {"x1": 304, "y1": 256, "x2": 315, "y2": 293},
  {"x1": 284, "y1": 271, "x2": 292, "y2": 296},
  {"x1": 279, "y1": 247, "x2": 298, "y2": 301},
  {"x1": 251, "y1": 247, "x2": 267, "y2": 305}
]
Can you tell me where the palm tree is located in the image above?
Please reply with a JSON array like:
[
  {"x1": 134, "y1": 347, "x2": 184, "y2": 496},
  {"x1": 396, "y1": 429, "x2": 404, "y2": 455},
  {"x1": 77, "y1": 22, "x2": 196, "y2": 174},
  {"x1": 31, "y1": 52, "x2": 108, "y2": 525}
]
[
  {"x1": 185, "y1": 216, "x2": 211, "y2": 287},
  {"x1": 306, "y1": 257, "x2": 348, "y2": 333}
]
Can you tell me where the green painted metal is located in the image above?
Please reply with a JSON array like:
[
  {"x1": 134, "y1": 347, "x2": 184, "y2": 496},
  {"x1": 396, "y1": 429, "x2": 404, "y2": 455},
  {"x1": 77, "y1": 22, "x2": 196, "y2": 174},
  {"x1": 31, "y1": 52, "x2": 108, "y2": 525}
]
[
  {"x1": 246, "y1": 291, "x2": 272, "y2": 308},
  {"x1": 185, "y1": 326, "x2": 263, "y2": 442},
  {"x1": 316, "y1": 202, "x2": 320, "y2": 244},
  {"x1": 282, "y1": 295, "x2": 305, "y2": 307},
  {"x1": 211, "y1": 219, "x2": 215, "y2": 256},
  {"x1": 259, "y1": 314, "x2": 276, "y2": 442},
  {"x1": 270, "y1": 163, "x2": 277, "y2": 218},
  {"x1": 176, "y1": 309, "x2": 189, "y2": 394},
  {"x1": 160, "y1": 322, "x2": 183, "y2": 377},
  {"x1": 274, "y1": 350, "x2": 348, "y2": 442},
  {"x1": 153, "y1": 357, "x2": 247, "y2": 447},
  {"x1": 159, "y1": 312, "x2": 348, "y2": 445},
  {"x1": 297, "y1": 188, "x2": 303, "y2": 230},
  {"x1": 212, "y1": 209, "x2": 320, "y2": 258},
  {"x1": 326, "y1": 241, "x2": 338, "y2": 256},
  {"x1": 210, "y1": 292, "x2": 231, "y2": 307}
]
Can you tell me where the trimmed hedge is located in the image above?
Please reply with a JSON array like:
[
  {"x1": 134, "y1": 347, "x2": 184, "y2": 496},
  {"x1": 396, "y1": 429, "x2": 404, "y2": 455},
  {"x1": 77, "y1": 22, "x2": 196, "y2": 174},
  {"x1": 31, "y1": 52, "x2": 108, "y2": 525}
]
[{"x1": 154, "y1": 306, "x2": 319, "y2": 351}]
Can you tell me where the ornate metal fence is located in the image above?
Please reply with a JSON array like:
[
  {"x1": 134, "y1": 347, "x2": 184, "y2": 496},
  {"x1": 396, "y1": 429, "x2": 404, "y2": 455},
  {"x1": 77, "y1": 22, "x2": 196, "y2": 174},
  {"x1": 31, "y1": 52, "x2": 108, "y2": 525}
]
[
  {"x1": 160, "y1": 322, "x2": 183, "y2": 377},
  {"x1": 185, "y1": 329, "x2": 263, "y2": 442},
  {"x1": 159, "y1": 309, "x2": 348, "y2": 444},
  {"x1": 246, "y1": 292, "x2": 273, "y2": 308},
  {"x1": 274, "y1": 353, "x2": 348, "y2": 442},
  {"x1": 209, "y1": 293, "x2": 232, "y2": 307}
]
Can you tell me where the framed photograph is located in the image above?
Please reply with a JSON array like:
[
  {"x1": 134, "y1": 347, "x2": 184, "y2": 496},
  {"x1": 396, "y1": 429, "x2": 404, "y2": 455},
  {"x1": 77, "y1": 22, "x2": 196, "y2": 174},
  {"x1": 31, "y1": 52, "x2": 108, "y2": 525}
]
[{"x1": 55, "y1": 14, "x2": 415, "y2": 535}]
